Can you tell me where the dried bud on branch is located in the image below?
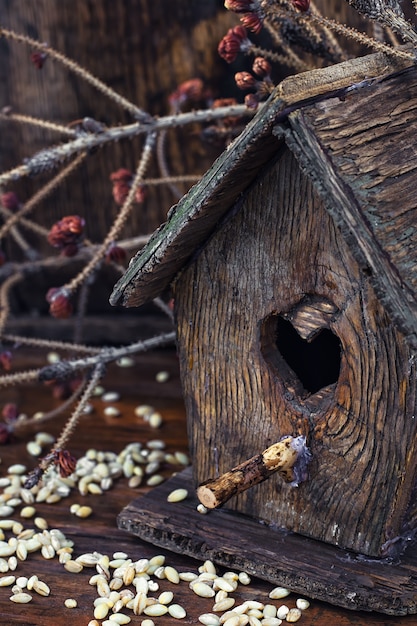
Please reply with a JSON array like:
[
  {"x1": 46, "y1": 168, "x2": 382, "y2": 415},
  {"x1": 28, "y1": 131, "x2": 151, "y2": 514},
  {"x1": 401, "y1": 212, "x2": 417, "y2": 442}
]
[
  {"x1": 47, "y1": 215, "x2": 85, "y2": 251},
  {"x1": 46, "y1": 287, "x2": 73, "y2": 319},
  {"x1": 1, "y1": 191, "x2": 20, "y2": 212},
  {"x1": 218, "y1": 26, "x2": 251, "y2": 63}
]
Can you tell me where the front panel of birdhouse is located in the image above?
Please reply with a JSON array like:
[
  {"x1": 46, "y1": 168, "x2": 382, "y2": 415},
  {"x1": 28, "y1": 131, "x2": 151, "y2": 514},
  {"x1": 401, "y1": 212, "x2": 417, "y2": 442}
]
[{"x1": 174, "y1": 147, "x2": 417, "y2": 557}]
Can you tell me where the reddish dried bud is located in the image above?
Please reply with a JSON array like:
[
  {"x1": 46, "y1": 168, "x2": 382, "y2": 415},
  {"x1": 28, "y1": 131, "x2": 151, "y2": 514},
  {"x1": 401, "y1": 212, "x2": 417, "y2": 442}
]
[
  {"x1": 240, "y1": 12, "x2": 263, "y2": 34},
  {"x1": 0, "y1": 423, "x2": 10, "y2": 444},
  {"x1": 30, "y1": 50, "x2": 48, "y2": 69},
  {"x1": 1, "y1": 191, "x2": 20, "y2": 212},
  {"x1": 244, "y1": 92, "x2": 260, "y2": 110},
  {"x1": 235, "y1": 71, "x2": 257, "y2": 91},
  {"x1": 135, "y1": 184, "x2": 148, "y2": 204},
  {"x1": 252, "y1": 57, "x2": 271, "y2": 78},
  {"x1": 2, "y1": 403, "x2": 18, "y2": 422},
  {"x1": 224, "y1": 0, "x2": 253, "y2": 12},
  {"x1": 292, "y1": 0, "x2": 310, "y2": 10},
  {"x1": 0, "y1": 350, "x2": 12, "y2": 371},
  {"x1": 169, "y1": 78, "x2": 208, "y2": 111},
  {"x1": 112, "y1": 182, "x2": 131, "y2": 206},
  {"x1": 53, "y1": 449, "x2": 77, "y2": 478},
  {"x1": 105, "y1": 242, "x2": 127, "y2": 264},
  {"x1": 218, "y1": 26, "x2": 250, "y2": 63},
  {"x1": 46, "y1": 288, "x2": 73, "y2": 319},
  {"x1": 48, "y1": 215, "x2": 85, "y2": 249},
  {"x1": 110, "y1": 168, "x2": 133, "y2": 184}
]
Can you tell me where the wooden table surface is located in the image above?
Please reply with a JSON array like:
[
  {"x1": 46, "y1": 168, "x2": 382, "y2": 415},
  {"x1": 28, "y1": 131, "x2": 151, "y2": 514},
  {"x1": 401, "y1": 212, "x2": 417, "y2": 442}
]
[{"x1": 0, "y1": 346, "x2": 416, "y2": 626}]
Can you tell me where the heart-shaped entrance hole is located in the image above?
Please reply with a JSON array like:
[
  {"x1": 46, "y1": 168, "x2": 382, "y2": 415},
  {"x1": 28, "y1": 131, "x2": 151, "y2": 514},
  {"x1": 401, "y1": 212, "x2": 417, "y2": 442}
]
[
  {"x1": 260, "y1": 298, "x2": 342, "y2": 400},
  {"x1": 275, "y1": 316, "x2": 341, "y2": 395}
]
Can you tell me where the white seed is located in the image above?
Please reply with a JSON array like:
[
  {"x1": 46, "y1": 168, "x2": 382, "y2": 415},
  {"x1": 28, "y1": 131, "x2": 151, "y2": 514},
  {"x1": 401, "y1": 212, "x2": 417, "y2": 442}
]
[
  {"x1": 88, "y1": 483, "x2": 103, "y2": 495},
  {"x1": 33, "y1": 580, "x2": 50, "y2": 596},
  {"x1": 76, "y1": 505, "x2": 93, "y2": 518},
  {"x1": 141, "y1": 621, "x2": 155, "y2": 626},
  {"x1": 276, "y1": 606, "x2": 289, "y2": 620},
  {"x1": 0, "y1": 544, "x2": 15, "y2": 557},
  {"x1": 7, "y1": 464, "x2": 26, "y2": 475},
  {"x1": 223, "y1": 616, "x2": 240, "y2": 626},
  {"x1": 134, "y1": 405, "x2": 154, "y2": 418},
  {"x1": 144, "y1": 603, "x2": 168, "y2": 617},
  {"x1": 156, "y1": 590, "x2": 172, "y2": 605},
  {"x1": 147, "y1": 439, "x2": 165, "y2": 450},
  {"x1": 146, "y1": 475, "x2": 164, "y2": 486},
  {"x1": 35, "y1": 431, "x2": 55, "y2": 445},
  {"x1": 123, "y1": 565, "x2": 136, "y2": 585},
  {"x1": 0, "y1": 558, "x2": 9, "y2": 572},
  {"x1": 193, "y1": 582, "x2": 215, "y2": 598},
  {"x1": 132, "y1": 591, "x2": 147, "y2": 615},
  {"x1": 285, "y1": 608, "x2": 302, "y2": 622},
  {"x1": 104, "y1": 406, "x2": 121, "y2": 417},
  {"x1": 168, "y1": 603, "x2": 187, "y2": 619},
  {"x1": 199, "y1": 614, "x2": 221, "y2": 625},
  {"x1": 0, "y1": 520, "x2": 15, "y2": 530},
  {"x1": 116, "y1": 356, "x2": 134, "y2": 368},
  {"x1": 148, "y1": 580, "x2": 159, "y2": 592},
  {"x1": 214, "y1": 577, "x2": 235, "y2": 592},
  {"x1": 88, "y1": 621, "x2": 100, "y2": 626},
  {"x1": 261, "y1": 619, "x2": 282, "y2": 626},
  {"x1": 41, "y1": 544, "x2": 55, "y2": 559},
  {"x1": 20, "y1": 506, "x2": 36, "y2": 519},
  {"x1": 12, "y1": 522, "x2": 24, "y2": 534},
  {"x1": 34, "y1": 517, "x2": 48, "y2": 530},
  {"x1": 0, "y1": 575, "x2": 15, "y2": 587},
  {"x1": 26, "y1": 575, "x2": 38, "y2": 590},
  {"x1": 238, "y1": 572, "x2": 251, "y2": 585},
  {"x1": 167, "y1": 488, "x2": 188, "y2": 503},
  {"x1": 263, "y1": 605, "x2": 277, "y2": 617},
  {"x1": 16, "y1": 542, "x2": 27, "y2": 561},
  {"x1": 8, "y1": 556, "x2": 18, "y2": 570},
  {"x1": 26, "y1": 441, "x2": 42, "y2": 457},
  {"x1": 295, "y1": 598, "x2": 310, "y2": 610},
  {"x1": 179, "y1": 571, "x2": 198, "y2": 582},
  {"x1": 108, "y1": 615, "x2": 131, "y2": 624},
  {"x1": 197, "y1": 504, "x2": 209, "y2": 514},
  {"x1": 269, "y1": 587, "x2": 291, "y2": 600},
  {"x1": 164, "y1": 565, "x2": 180, "y2": 584},
  {"x1": 10, "y1": 592, "x2": 32, "y2": 603},
  {"x1": 213, "y1": 598, "x2": 235, "y2": 612},
  {"x1": 0, "y1": 506, "x2": 15, "y2": 517},
  {"x1": 65, "y1": 598, "x2": 78, "y2": 608},
  {"x1": 149, "y1": 412, "x2": 163, "y2": 428},
  {"x1": 102, "y1": 391, "x2": 120, "y2": 402},
  {"x1": 64, "y1": 559, "x2": 83, "y2": 573},
  {"x1": 155, "y1": 370, "x2": 169, "y2": 383},
  {"x1": 94, "y1": 602, "x2": 110, "y2": 619}
]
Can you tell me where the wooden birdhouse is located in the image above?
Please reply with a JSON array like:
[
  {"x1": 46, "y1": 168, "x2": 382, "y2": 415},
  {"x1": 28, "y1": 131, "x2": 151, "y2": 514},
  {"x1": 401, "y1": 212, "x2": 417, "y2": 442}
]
[{"x1": 111, "y1": 50, "x2": 417, "y2": 614}]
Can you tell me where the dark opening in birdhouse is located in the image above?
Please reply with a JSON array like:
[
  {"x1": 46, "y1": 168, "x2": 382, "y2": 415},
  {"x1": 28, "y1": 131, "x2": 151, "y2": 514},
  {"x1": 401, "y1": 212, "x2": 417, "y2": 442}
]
[{"x1": 275, "y1": 316, "x2": 341, "y2": 395}]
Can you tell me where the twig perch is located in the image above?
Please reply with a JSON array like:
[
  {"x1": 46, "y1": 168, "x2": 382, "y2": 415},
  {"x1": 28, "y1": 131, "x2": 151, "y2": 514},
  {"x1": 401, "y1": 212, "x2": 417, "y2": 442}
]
[{"x1": 197, "y1": 435, "x2": 311, "y2": 509}]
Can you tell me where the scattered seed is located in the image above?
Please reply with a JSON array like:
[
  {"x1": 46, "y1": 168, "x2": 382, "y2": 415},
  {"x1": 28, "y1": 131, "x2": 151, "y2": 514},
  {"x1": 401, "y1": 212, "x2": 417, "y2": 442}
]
[
  {"x1": 193, "y1": 582, "x2": 216, "y2": 598},
  {"x1": 141, "y1": 621, "x2": 155, "y2": 626},
  {"x1": 76, "y1": 505, "x2": 93, "y2": 518},
  {"x1": 0, "y1": 506, "x2": 14, "y2": 518},
  {"x1": 155, "y1": 371, "x2": 169, "y2": 383},
  {"x1": 64, "y1": 559, "x2": 84, "y2": 574},
  {"x1": 197, "y1": 504, "x2": 209, "y2": 514},
  {"x1": 199, "y1": 614, "x2": 221, "y2": 626},
  {"x1": 26, "y1": 441, "x2": 42, "y2": 457},
  {"x1": 149, "y1": 413, "x2": 163, "y2": 428},
  {"x1": 94, "y1": 602, "x2": 110, "y2": 619},
  {"x1": 7, "y1": 464, "x2": 27, "y2": 475},
  {"x1": 167, "y1": 488, "x2": 188, "y2": 503},
  {"x1": 285, "y1": 608, "x2": 302, "y2": 622},
  {"x1": 168, "y1": 603, "x2": 187, "y2": 619},
  {"x1": 0, "y1": 575, "x2": 15, "y2": 587},
  {"x1": 116, "y1": 357, "x2": 134, "y2": 368},
  {"x1": 146, "y1": 475, "x2": 164, "y2": 487},
  {"x1": 276, "y1": 606, "x2": 289, "y2": 620},
  {"x1": 20, "y1": 506, "x2": 36, "y2": 519},
  {"x1": 269, "y1": 587, "x2": 291, "y2": 600},
  {"x1": 295, "y1": 598, "x2": 310, "y2": 610},
  {"x1": 102, "y1": 392, "x2": 120, "y2": 402},
  {"x1": 33, "y1": 580, "x2": 50, "y2": 596},
  {"x1": 144, "y1": 603, "x2": 168, "y2": 617},
  {"x1": 10, "y1": 592, "x2": 32, "y2": 603},
  {"x1": 108, "y1": 614, "x2": 132, "y2": 624},
  {"x1": 104, "y1": 406, "x2": 121, "y2": 417},
  {"x1": 65, "y1": 598, "x2": 78, "y2": 608},
  {"x1": 213, "y1": 597, "x2": 236, "y2": 612},
  {"x1": 34, "y1": 516, "x2": 48, "y2": 530}
]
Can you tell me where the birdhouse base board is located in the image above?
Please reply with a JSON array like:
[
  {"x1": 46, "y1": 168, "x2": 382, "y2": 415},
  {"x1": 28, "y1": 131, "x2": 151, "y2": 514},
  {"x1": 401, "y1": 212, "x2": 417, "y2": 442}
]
[{"x1": 117, "y1": 467, "x2": 417, "y2": 615}]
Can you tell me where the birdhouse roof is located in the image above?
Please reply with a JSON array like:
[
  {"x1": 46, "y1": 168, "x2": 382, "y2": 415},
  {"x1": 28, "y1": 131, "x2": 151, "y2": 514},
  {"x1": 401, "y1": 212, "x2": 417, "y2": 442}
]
[{"x1": 110, "y1": 51, "x2": 417, "y2": 347}]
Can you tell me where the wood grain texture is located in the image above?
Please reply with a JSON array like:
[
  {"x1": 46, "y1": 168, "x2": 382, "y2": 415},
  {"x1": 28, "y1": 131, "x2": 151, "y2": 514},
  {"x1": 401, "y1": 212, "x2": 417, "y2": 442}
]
[
  {"x1": 285, "y1": 66, "x2": 417, "y2": 348},
  {"x1": 120, "y1": 467, "x2": 417, "y2": 615},
  {"x1": 174, "y1": 148, "x2": 417, "y2": 557}
]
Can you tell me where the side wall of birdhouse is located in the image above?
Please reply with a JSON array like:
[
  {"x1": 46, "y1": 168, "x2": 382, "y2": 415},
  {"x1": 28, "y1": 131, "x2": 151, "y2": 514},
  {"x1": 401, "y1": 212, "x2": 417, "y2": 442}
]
[{"x1": 173, "y1": 147, "x2": 417, "y2": 557}]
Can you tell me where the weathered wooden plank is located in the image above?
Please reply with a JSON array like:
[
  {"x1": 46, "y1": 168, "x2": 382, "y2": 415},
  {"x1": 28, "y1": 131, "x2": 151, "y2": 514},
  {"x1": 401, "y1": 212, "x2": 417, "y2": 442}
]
[
  {"x1": 285, "y1": 66, "x2": 417, "y2": 348},
  {"x1": 118, "y1": 467, "x2": 417, "y2": 615}
]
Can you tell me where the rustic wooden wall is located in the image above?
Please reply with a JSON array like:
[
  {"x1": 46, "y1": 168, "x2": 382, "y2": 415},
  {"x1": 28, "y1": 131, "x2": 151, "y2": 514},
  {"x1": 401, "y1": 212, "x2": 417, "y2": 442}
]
[{"x1": 174, "y1": 148, "x2": 417, "y2": 557}]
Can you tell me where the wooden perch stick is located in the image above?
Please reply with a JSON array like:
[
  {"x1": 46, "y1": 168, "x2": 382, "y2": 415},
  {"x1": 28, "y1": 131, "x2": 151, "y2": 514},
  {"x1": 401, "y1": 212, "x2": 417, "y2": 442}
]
[{"x1": 197, "y1": 436, "x2": 309, "y2": 509}]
